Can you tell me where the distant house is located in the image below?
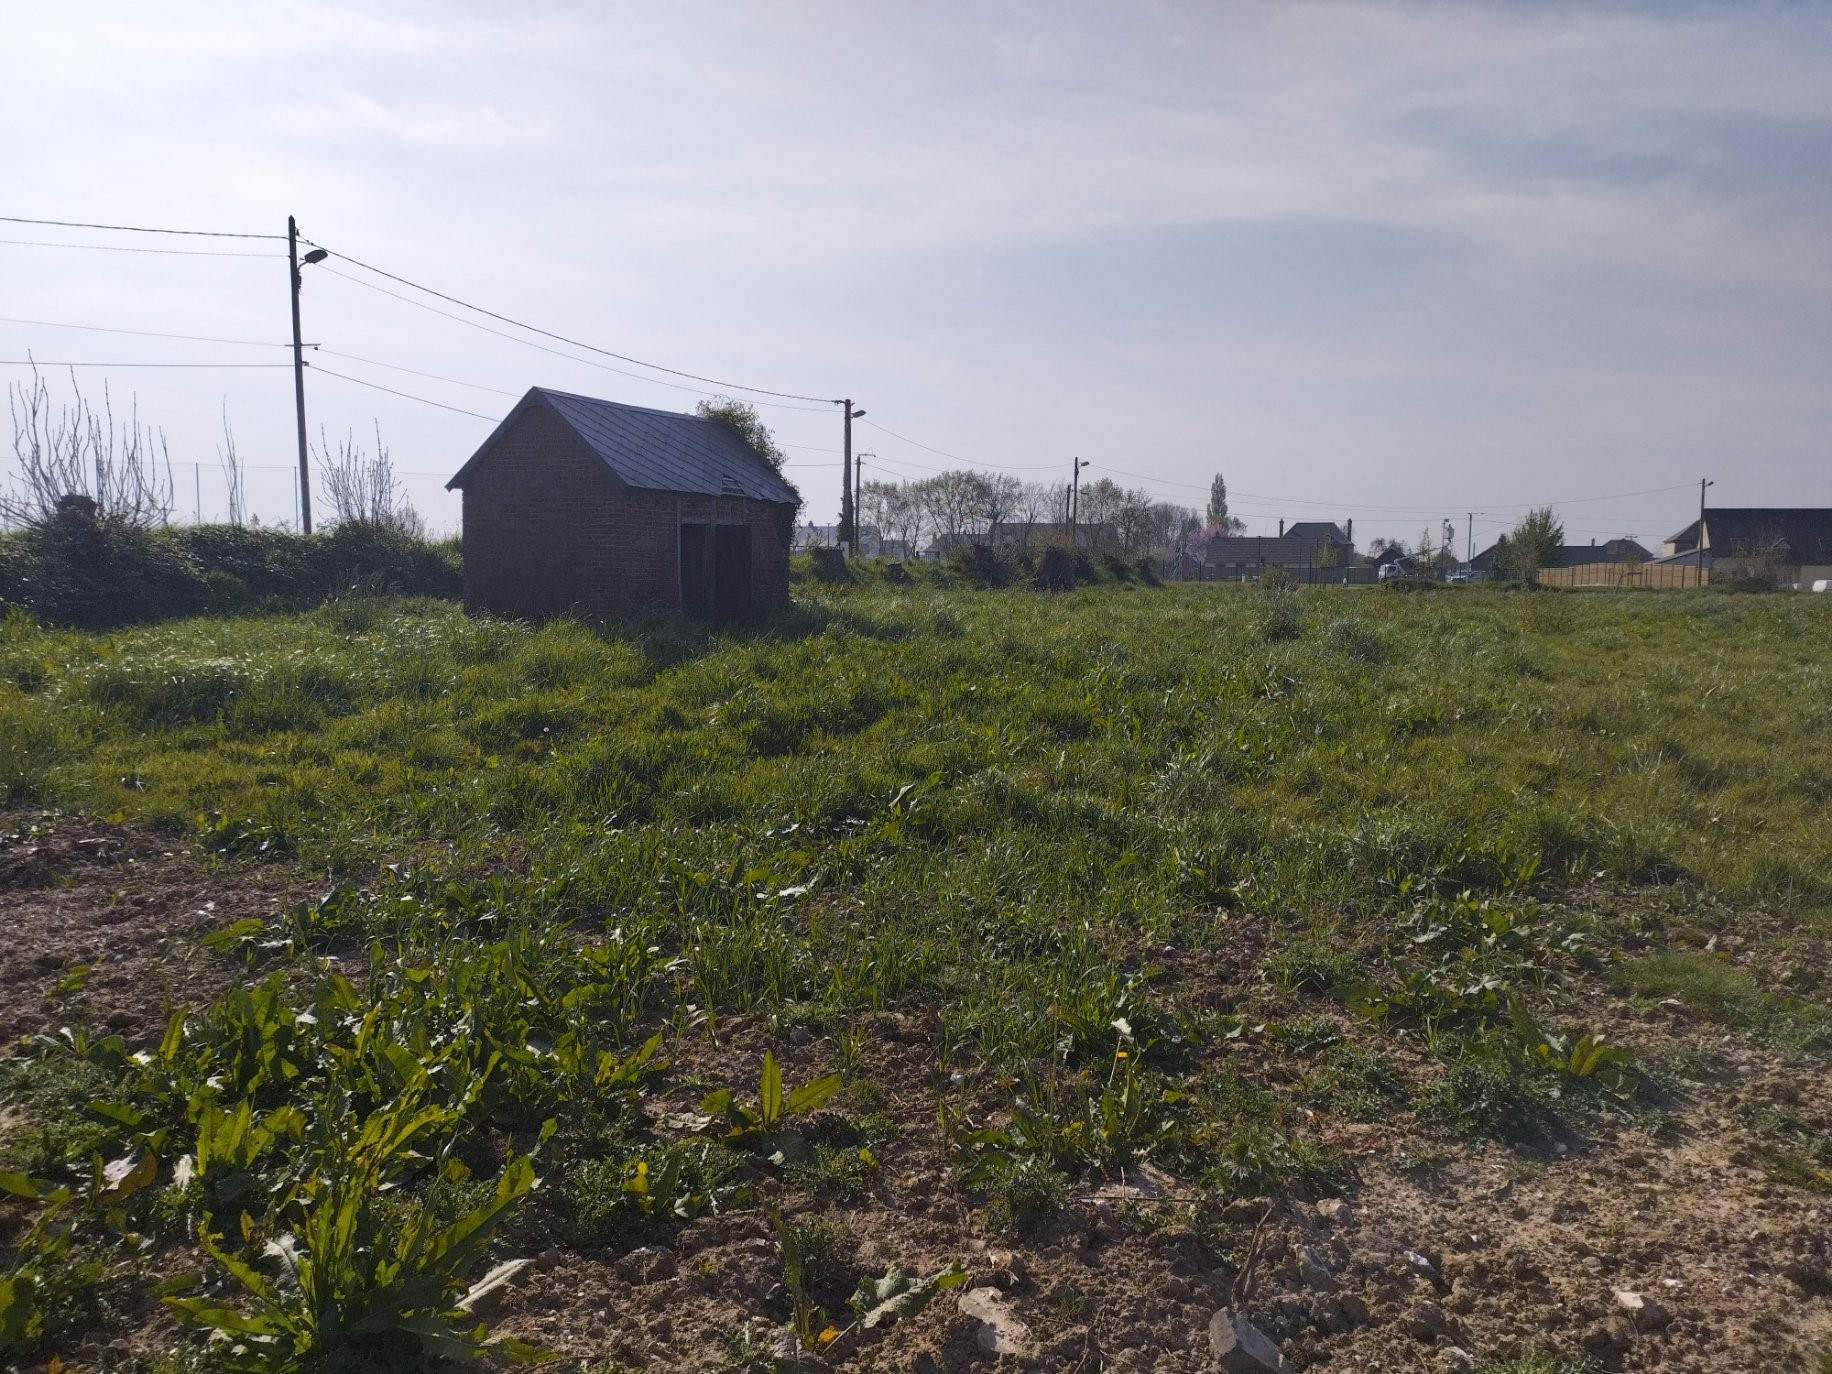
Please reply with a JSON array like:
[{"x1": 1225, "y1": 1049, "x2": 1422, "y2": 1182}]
[
  {"x1": 795, "y1": 522, "x2": 891, "y2": 556},
  {"x1": 929, "y1": 522, "x2": 1115, "y2": 556},
  {"x1": 987, "y1": 521, "x2": 1109, "y2": 551},
  {"x1": 1664, "y1": 508, "x2": 1832, "y2": 585},
  {"x1": 1470, "y1": 537, "x2": 1651, "y2": 578},
  {"x1": 447, "y1": 387, "x2": 800, "y2": 622},
  {"x1": 1188, "y1": 520, "x2": 1356, "y2": 582}
]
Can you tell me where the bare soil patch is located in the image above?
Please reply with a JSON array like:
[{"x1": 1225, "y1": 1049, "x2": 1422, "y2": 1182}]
[
  {"x1": 0, "y1": 811, "x2": 308, "y2": 1048},
  {"x1": 2, "y1": 836, "x2": 1829, "y2": 1372}
]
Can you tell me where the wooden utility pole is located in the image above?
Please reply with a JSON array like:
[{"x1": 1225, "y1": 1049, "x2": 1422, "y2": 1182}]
[
  {"x1": 1696, "y1": 477, "x2": 1713, "y2": 587},
  {"x1": 288, "y1": 216, "x2": 312, "y2": 534},
  {"x1": 854, "y1": 453, "x2": 874, "y2": 556},
  {"x1": 1070, "y1": 457, "x2": 1089, "y2": 542},
  {"x1": 838, "y1": 400, "x2": 865, "y2": 556}
]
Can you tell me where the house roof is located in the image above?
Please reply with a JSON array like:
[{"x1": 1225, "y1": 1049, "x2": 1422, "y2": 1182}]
[
  {"x1": 1471, "y1": 538, "x2": 1650, "y2": 571},
  {"x1": 1282, "y1": 521, "x2": 1350, "y2": 544},
  {"x1": 447, "y1": 387, "x2": 801, "y2": 505},
  {"x1": 1202, "y1": 534, "x2": 1344, "y2": 565},
  {"x1": 1684, "y1": 508, "x2": 1832, "y2": 562}
]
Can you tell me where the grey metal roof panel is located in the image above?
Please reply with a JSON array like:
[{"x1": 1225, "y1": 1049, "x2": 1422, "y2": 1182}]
[{"x1": 448, "y1": 387, "x2": 801, "y2": 504}]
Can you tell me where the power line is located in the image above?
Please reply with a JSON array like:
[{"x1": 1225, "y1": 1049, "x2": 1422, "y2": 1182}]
[
  {"x1": 858, "y1": 418, "x2": 1062, "y2": 471},
  {"x1": 306, "y1": 238, "x2": 840, "y2": 406},
  {"x1": 307, "y1": 363, "x2": 498, "y2": 421},
  {"x1": 0, "y1": 238, "x2": 280, "y2": 259},
  {"x1": 0, "y1": 359, "x2": 289, "y2": 369},
  {"x1": 0, "y1": 214, "x2": 282, "y2": 240},
  {"x1": 316, "y1": 266, "x2": 834, "y2": 414},
  {"x1": 315, "y1": 349, "x2": 520, "y2": 398},
  {"x1": 1090, "y1": 461, "x2": 1699, "y2": 517},
  {"x1": 0, "y1": 316, "x2": 295, "y2": 348}
]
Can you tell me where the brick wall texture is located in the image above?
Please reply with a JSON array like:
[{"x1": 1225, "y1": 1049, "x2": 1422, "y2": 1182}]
[{"x1": 458, "y1": 404, "x2": 792, "y2": 621}]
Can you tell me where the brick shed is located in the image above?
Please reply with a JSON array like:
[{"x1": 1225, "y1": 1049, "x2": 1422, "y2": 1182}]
[{"x1": 447, "y1": 387, "x2": 801, "y2": 622}]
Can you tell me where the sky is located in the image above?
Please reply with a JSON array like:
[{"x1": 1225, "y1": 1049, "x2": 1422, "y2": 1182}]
[{"x1": 4, "y1": 1, "x2": 1830, "y2": 551}]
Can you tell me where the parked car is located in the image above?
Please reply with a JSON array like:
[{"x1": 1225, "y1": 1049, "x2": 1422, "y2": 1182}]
[
  {"x1": 1812, "y1": 578, "x2": 1832, "y2": 593},
  {"x1": 1377, "y1": 563, "x2": 1402, "y2": 581}
]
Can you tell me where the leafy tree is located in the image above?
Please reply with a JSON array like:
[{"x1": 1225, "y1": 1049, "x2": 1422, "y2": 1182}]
[
  {"x1": 917, "y1": 471, "x2": 987, "y2": 549},
  {"x1": 1500, "y1": 506, "x2": 1564, "y2": 586},
  {"x1": 980, "y1": 472, "x2": 1022, "y2": 539},
  {"x1": 1207, "y1": 473, "x2": 1245, "y2": 533},
  {"x1": 1618, "y1": 543, "x2": 1647, "y2": 587},
  {"x1": 696, "y1": 395, "x2": 802, "y2": 528}
]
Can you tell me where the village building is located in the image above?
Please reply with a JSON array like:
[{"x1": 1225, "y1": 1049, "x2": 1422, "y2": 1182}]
[{"x1": 1662, "y1": 507, "x2": 1832, "y2": 586}]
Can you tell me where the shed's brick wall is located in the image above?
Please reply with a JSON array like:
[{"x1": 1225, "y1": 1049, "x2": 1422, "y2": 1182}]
[{"x1": 458, "y1": 405, "x2": 792, "y2": 620}]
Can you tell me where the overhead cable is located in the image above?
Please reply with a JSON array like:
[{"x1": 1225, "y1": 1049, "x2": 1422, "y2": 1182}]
[
  {"x1": 314, "y1": 349, "x2": 520, "y2": 398},
  {"x1": 0, "y1": 214, "x2": 283, "y2": 240},
  {"x1": 307, "y1": 239, "x2": 840, "y2": 405},
  {"x1": 0, "y1": 316, "x2": 295, "y2": 348},
  {"x1": 0, "y1": 359, "x2": 289, "y2": 369},
  {"x1": 0, "y1": 238, "x2": 280, "y2": 258},
  {"x1": 316, "y1": 267, "x2": 833, "y2": 414},
  {"x1": 307, "y1": 363, "x2": 498, "y2": 421},
  {"x1": 859, "y1": 418, "x2": 1063, "y2": 471}
]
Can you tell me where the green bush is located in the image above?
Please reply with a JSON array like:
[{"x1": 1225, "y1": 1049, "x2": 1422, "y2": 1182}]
[
  {"x1": 946, "y1": 542, "x2": 1018, "y2": 588},
  {"x1": 0, "y1": 513, "x2": 460, "y2": 629},
  {"x1": 1034, "y1": 544, "x2": 1077, "y2": 592},
  {"x1": 1257, "y1": 586, "x2": 1303, "y2": 641}
]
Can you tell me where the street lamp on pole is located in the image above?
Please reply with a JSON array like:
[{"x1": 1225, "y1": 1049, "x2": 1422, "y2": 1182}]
[
  {"x1": 1070, "y1": 457, "x2": 1090, "y2": 542},
  {"x1": 288, "y1": 217, "x2": 328, "y2": 534},
  {"x1": 839, "y1": 401, "x2": 866, "y2": 557}
]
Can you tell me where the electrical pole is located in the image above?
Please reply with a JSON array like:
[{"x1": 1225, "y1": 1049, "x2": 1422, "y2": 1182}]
[
  {"x1": 288, "y1": 216, "x2": 313, "y2": 535},
  {"x1": 854, "y1": 453, "x2": 872, "y2": 557},
  {"x1": 838, "y1": 400, "x2": 865, "y2": 556},
  {"x1": 1697, "y1": 477, "x2": 1713, "y2": 588},
  {"x1": 1467, "y1": 512, "x2": 1473, "y2": 568},
  {"x1": 1070, "y1": 457, "x2": 1089, "y2": 543}
]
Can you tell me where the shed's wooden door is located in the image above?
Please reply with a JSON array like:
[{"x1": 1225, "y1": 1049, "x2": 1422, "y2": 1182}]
[
  {"x1": 713, "y1": 524, "x2": 752, "y2": 622},
  {"x1": 680, "y1": 523, "x2": 709, "y2": 616}
]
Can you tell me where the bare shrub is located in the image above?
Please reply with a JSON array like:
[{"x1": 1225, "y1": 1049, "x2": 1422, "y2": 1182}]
[
  {"x1": 218, "y1": 404, "x2": 244, "y2": 527},
  {"x1": 1724, "y1": 531, "x2": 1790, "y2": 592},
  {"x1": 313, "y1": 424, "x2": 422, "y2": 535},
  {"x1": 3, "y1": 364, "x2": 174, "y2": 528}
]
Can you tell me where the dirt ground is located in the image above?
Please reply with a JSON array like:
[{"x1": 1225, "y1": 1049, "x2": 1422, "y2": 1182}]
[
  {"x1": 482, "y1": 1023, "x2": 1832, "y2": 1374},
  {"x1": 3, "y1": 815, "x2": 1830, "y2": 1372},
  {"x1": 0, "y1": 812, "x2": 307, "y2": 1048}
]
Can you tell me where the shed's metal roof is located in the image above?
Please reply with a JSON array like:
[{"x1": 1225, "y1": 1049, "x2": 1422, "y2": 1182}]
[{"x1": 448, "y1": 387, "x2": 802, "y2": 505}]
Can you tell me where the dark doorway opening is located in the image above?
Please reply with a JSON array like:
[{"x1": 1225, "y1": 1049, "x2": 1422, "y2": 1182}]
[
  {"x1": 713, "y1": 524, "x2": 753, "y2": 622},
  {"x1": 680, "y1": 523, "x2": 709, "y2": 616}
]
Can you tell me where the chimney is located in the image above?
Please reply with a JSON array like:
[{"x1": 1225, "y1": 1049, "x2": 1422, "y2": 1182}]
[
  {"x1": 1278, "y1": 518, "x2": 1285, "y2": 537},
  {"x1": 1346, "y1": 518, "x2": 1353, "y2": 545}
]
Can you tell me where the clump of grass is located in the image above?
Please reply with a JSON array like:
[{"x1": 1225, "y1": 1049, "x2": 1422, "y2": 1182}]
[
  {"x1": 1263, "y1": 935, "x2": 1358, "y2": 996},
  {"x1": 1256, "y1": 585, "x2": 1303, "y2": 641},
  {"x1": 978, "y1": 1155, "x2": 1071, "y2": 1234},
  {"x1": 1304, "y1": 1041, "x2": 1405, "y2": 1121},
  {"x1": 1475, "y1": 1348, "x2": 1604, "y2": 1374},
  {"x1": 1413, "y1": 1041, "x2": 1557, "y2": 1139},
  {"x1": 1621, "y1": 951, "x2": 1832, "y2": 1058},
  {"x1": 1319, "y1": 615, "x2": 1388, "y2": 663}
]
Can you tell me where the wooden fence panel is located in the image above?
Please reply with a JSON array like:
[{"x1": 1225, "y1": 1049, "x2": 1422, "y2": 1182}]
[{"x1": 1538, "y1": 562, "x2": 1707, "y2": 589}]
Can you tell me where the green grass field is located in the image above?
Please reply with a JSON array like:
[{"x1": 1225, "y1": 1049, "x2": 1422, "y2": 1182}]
[
  {"x1": 1, "y1": 582, "x2": 1828, "y2": 1370},
  {"x1": 6, "y1": 584, "x2": 1830, "y2": 920}
]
